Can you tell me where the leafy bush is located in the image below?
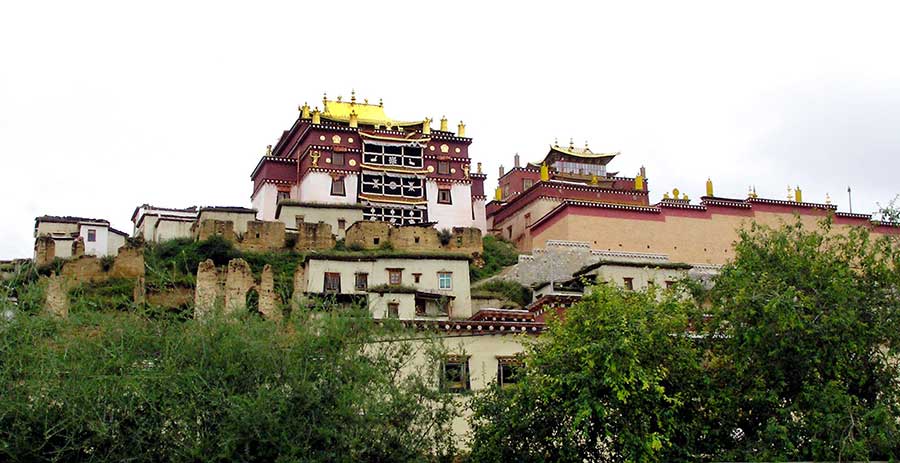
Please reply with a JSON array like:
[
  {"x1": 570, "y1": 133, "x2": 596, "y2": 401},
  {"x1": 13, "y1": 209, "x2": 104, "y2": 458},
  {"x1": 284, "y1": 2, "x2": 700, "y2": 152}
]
[
  {"x1": 0, "y1": 309, "x2": 459, "y2": 462},
  {"x1": 470, "y1": 236, "x2": 519, "y2": 281},
  {"x1": 437, "y1": 228, "x2": 452, "y2": 246}
]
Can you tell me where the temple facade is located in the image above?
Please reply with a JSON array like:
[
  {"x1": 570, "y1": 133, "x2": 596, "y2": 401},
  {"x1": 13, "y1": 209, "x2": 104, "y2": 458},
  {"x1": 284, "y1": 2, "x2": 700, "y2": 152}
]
[{"x1": 250, "y1": 92, "x2": 487, "y2": 232}]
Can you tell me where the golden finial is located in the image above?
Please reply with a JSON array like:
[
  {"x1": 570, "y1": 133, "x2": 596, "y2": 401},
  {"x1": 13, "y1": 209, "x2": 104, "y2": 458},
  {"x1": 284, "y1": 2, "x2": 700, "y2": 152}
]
[
  {"x1": 672, "y1": 188, "x2": 680, "y2": 198},
  {"x1": 349, "y1": 110, "x2": 358, "y2": 128},
  {"x1": 266, "y1": 144, "x2": 272, "y2": 156},
  {"x1": 364, "y1": 98, "x2": 369, "y2": 104},
  {"x1": 422, "y1": 117, "x2": 431, "y2": 135},
  {"x1": 663, "y1": 192, "x2": 671, "y2": 199},
  {"x1": 635, "y1": 173, "x2": 644, "y2": 191},
  {"x1": 706, "y1": 178, "x2": 714, "y2": 197},
  {"x1": 378, "y1": 98, "x2": 383, "y2": 107},
  {"x1": 540, "y1": 163, "x2": 549, "y2": 182},
  {"x1": 322, "y1": 92, "x2": 327, "y2": 106},
  {"x1": 300, "y1": 102, "x2": 311, "y2": 119},
  {"x1": 440, "y1": 115, "x2": 448, "y2": 132},
  {"x1": 495, "y1": 186, "x2": 502, "y2": 201},
  {"x1": 825, "y1": 192, "x2": 832, "y2": 204},
  {"x1": 554, "y1": 137, "x2": 559, "y2": 147},
  {"x1": 591, "y1": 174, "x2": 598, "y2": 185},
  {"x1": 477, "y1": 162, "x2": 482, "y2": 174},
  {"x1": 350, "y1": 89, "x2": 356, "y2": 104},
  {"x1": 752, "y1": 186, "x2": 758, "y2": 198},
  {"x1": 457, "y1": 121, "x2": 466, "y2": 137},
  {"x1": 794, "y1": 185, "x2": 802, "y2": 203},
  {"x1": 312, "y1": 106, "x2": 321, "y2": 124},
  {"x1": 569, "y1": 138, "x2": 575, "y2": 150},
  {"x1": 336, "y1": 95, "x2": 342, "y2": 102},
  {"x1": 584, "y1": 140, "x2": 589, "y2": 151},
  {"x1": 682, "y1": 193, "x2": 689, "y2": 201}
]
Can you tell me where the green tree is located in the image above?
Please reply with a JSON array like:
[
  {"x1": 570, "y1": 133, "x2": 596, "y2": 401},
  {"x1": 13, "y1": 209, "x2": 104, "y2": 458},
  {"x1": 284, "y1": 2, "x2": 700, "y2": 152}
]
[
  {"x1": 468, "y1": 284, "x2": 710, "y2": 462},
  {"x1": 0, "y1": 307, "x2": 458, "y2": 462},
  {"x1": 706, "y1": 219, "x2": 900, "y2": 460}
]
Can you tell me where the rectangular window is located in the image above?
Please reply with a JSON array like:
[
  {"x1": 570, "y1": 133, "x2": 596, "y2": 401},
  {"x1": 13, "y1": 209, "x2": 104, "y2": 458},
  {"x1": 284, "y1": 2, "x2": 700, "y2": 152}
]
[
  {"x1": 413, "y1": 273, "x2": 422, "y2": 283},
  {"x1": 665, "y1": 280, "x2": 675, "y2": 289},
  {"x1": 324, "y1": 272, "x2": 341, "y2": 292},
  {"x1": 623, "y1": 277, "x2": 634, "y2": 291},
  {"x1": 523, "y1": 179, "x2": 534, "y2": 190},
  {"x1": 442, "y1": 356, "x2": 470, "y2": 393},
  {"x1": 277, "y1": 190, "x2": 290, "y2": 202},
  {"x1": 437, "y1": 189, "x2": 452, "y2": 204},
  {"x1": 497, "y1": 358, "x2": 523, "y2": 388},
  {"x1": 355, "y1": 273, "x2": 368, "y2": 291},
  {"x1": 438, "y1": 161, "x2": 450, "y2": 175},
  {"x1": 387, "y1": 302, "x2": 399, "y2": 319},
  {"x1": 87, "y1": 229, "x2": 96, "y2": 242},
  {"x1": 438, "y1": 272, "x2": 452, "y2": 290},
  {"x1": 332, "y1": 151, "x2": 344, "y2": 166},
  {"x1": 331, "y1": 177, "x2": 346, "y2": 196},
  {"x1": 388, "y1": 269, "x2": 402, "y2": 285},
  {"x1": 337, "y1": 218, "x2": 346, "y2": 230}
]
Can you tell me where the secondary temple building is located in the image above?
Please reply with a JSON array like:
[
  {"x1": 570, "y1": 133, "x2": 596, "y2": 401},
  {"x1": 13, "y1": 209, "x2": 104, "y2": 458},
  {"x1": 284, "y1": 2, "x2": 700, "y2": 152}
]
[
  {"x1": 250, "y1": 91, "x2": 488, "y2": 232},
  {"x1": 488, "y1": 142, "x2": 900, "y2": 265}
]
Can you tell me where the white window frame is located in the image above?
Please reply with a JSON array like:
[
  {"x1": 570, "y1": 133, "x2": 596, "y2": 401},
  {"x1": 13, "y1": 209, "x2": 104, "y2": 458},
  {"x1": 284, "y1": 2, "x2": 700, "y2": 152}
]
[{"x1": 438, "y1": 272, "x2": 452, "y2": 290}]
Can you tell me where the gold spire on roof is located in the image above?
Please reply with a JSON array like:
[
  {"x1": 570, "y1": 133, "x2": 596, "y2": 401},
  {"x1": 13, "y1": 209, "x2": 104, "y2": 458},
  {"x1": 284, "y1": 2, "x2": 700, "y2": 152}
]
[
  {"x1": 379, "y1": 98, "x2": 383, "y2": 107},
  {"x1": 312, "y1": 106, "x2": 321, "y2": 124},
  {"x1": 300, "y1": 102, "x2": 311, "y2": 119},
  {"x1": 458, "y1": 121, "x2": 466, "y2": 137},
  {"x1": 440, "y1": 115, "x2": 448, "y2": 132},
  {"x1": 266, "y1": 144, "x2": 272, "y2": 156},
  {"x1": 794, "y1": 185, "x2": 802, "y2": 203},
  {"x1": 569, "y1": 138, "x2": 575, "y2": 150},
  {"x1": 554, "y1": 137, "x2": 559, "y2": 147},
  {"x1": 422, "y1": 117, "x2": 431, "y2": 135},
  {"x1": 350, "y1": 89, "x2": 356, "y2": 104},
  {"x1": 706, "y1": 178, "x2": 714, "y2": 197},
  {"x1": 584, "y1": 140, "x2": 589, "y2": 150},
  {"x1": 349, "y1": 110, "x2": 358, "y2": 128}
]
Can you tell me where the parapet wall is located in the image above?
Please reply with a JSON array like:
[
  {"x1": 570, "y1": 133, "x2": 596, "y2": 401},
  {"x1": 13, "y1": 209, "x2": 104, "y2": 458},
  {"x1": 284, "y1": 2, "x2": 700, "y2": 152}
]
[
  {"x1": 512, "y1": 240, "x2": 672, "y2": 286},
  {"x1": 344, "y1": 222, "x2": 483, "y2": 257}
]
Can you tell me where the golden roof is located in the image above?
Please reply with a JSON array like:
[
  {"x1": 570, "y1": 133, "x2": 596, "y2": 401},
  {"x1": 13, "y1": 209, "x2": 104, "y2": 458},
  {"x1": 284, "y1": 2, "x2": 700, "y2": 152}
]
[
  {"x1": 548, "y1": 144, "x2": 619, "y2": 160},
  {"x1": 321, "y1": 95, "x2": 423, "y2": 128}
]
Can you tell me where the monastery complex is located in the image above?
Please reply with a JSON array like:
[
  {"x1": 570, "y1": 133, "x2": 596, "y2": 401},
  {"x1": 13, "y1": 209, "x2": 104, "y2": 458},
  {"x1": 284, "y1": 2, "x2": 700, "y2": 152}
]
[{"x1": 20, "y1": 91, "x2": 900, "y2": 439}]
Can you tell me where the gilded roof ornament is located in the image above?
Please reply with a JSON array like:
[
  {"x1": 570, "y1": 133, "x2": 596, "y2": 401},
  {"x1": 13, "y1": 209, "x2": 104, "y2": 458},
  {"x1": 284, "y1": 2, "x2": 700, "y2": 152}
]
[
  {"x1": 554, "y1": 137, "x2": 559, "y2": 147},
  {"x1": 265, "y1": 144, "x2": 272, "y2": 156},
  {"x1": 350, "y1": 89, "x2": 356, "y2": 104},
  {"x1": 379, "y1": 98, "x2": 383, "y2": 107},
  {"x1": 569, "y1": 138, "x2": 575, "y2": 150}
]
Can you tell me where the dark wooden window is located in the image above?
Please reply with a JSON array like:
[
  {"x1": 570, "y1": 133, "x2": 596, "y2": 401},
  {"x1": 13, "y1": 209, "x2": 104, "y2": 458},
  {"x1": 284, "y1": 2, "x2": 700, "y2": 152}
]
[
  {"x1": 665, "y1": 280, "x2": 675, "y2": 289},
  {"x1": 438, "y1": 161, "x2": 450, "y2": 175},
  {"x1": 324, "y1": 272, "x2": 341, "y2": 292},
  {"x1": 497, "y1": 358, "x2": 523, "y2": 388},
  {"x1": 623, "y1": 277, "x2": 634, "y2": 291},
  {"x1": 437, "y1": 189, "x2": 452, "y2": 204},
  {"x1": 412, "y1": 273, "x2": 422, "y2": 283},
  {"x1": 331, "y1": 177, "x2": 345, "y2": 196},
  {"x1": 337, "y1": 218, "x2": 346, "y2": 230},
  {"x1": 442, "y1": 356, "x2": 470, "y2": 393},
  {"x1": 87, "y1": 229, "x2": 96, "y2": 242},
  {"x1": 388, "y1": 269, "x2": 402, "y2": 285},
  {"x1": 387, "y1": 302, "x2": 399, "y2": 319},
  {"x1": 355, "y1": 273, "x2": 368, "y2": 291},
  {"x1": 332, "y1": 151, "x2": 344, "y2": 166}
]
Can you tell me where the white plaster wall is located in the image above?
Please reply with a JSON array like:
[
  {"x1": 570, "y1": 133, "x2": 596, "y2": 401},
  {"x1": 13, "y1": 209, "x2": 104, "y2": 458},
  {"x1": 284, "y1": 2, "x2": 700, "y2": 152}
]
[
  {"x1": 107, "y1": 233, "x2": 126, "y2": 256},
  {"x1": 277, "y1": 205, "x2": 364, "y2": 239},
  {"x1": 590, "y1": 265, "x2": 690, "y2": 291},
  {"x1": 136, "y1": 215, "x2": 159, "y2": 241},
  {"x1": 472, "y1": 198, "x2": 487, "y2": 233},
  {"x1": 298, "y1": 172, "x2": 358, "y2": 204},
  {"x1": 367, "y1": 292, "x2": 416, "y2": 319},
  {"x1": 251, "y1": 183, "x2": 279, "y2": 221},
  {"x1": 79, "y1": 224, "x2": 108, "y2": 257},
  {"x1": 425, "y1": 181, "x2": 476, "y2": 230},
  {"x1": 154, "y1": 220, "x2": 194, "y2": 242},
  {"x1": 304, "y1": 257, "x2": 472, "y2": 318}
]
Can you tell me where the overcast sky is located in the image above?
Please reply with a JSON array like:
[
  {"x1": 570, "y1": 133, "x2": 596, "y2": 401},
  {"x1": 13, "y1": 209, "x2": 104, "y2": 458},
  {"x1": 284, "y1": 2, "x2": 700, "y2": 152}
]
[{"x1": 2, "y1": 1, "x2": 899, "y2": 259}]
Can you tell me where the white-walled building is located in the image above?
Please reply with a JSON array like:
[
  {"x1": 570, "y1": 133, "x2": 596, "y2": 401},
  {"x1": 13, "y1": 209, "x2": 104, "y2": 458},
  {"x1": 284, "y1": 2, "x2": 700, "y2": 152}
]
[
  {"x1": 131, "y1": 205, "x2": 198, "y2": 242},
  {"x1": 34, "y1": 216, "x2": 127, "y2": 258}
]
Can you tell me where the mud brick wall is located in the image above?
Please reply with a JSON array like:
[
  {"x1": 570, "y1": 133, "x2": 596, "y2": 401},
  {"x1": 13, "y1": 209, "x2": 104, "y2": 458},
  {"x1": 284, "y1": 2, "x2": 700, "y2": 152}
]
[
  {"x1": 239, "y1": 221, "x2": 286, "y2": 253},
  {"x1": 194, "y1": 219, "x2": 235, "y2": 242},
  {"x1": 295, "y1": 222, "x2": 336, "y2": 251}
]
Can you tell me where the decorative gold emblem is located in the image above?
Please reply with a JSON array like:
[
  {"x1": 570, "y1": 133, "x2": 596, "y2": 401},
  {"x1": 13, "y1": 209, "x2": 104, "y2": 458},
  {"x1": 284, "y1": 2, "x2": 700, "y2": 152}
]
[
  {"x1": 332, "y1": 135, "x2": 341, "y2": 144},
  {"x1": 310, "y1": 151, "x2": 321, "y2": 167},
  {"x1": 440, "y1": 144, "x2": 449, "y2": 153}
]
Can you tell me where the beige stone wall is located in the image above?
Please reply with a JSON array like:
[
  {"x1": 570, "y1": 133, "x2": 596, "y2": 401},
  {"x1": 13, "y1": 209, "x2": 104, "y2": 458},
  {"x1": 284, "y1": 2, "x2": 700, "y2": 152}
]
[
  {"x1": 529, "y1": 207, "x2": 886, "y2": 265},
  {"x1": 224, "y1": 258, "x2": 255, "y2": 315},
  {"x1": 277, "y1": 204, "x2": 364, "y2": 240},
  {"x1": 344, "y1": 222, "x2": 483, "y2": 257},
  {"x1": 194, "y1": 259, "x2": 222, "y2": 317},
  {"x1": 367, "y1": 292, "x2": 417, "y2": 319},
  {"x1": 34, "y1": 236, "x2": 55, "y2": 267},
  {"x1": 586, "y1": 264, "x2": 690, "y2": 292},
  {"x1": 60, "y1": 256, "x2": 104, "y2": 285},
  {"x1": 198, "y1": 211, "x2": 256, "y2": 234},
  {"x1": 294, "y1": 222, "x2": 336, "y2": 251},
  {"x1": 72, "y1": 238, "x2": 85, "y2": 258},
  {"x1": 44, "y1": 273, "x2": 69, "y2": 317},
  {"x1": 109, "y1": 244, "x2": 145, "y2": 279},
  {"x1": 258, "y1": 264, "x2": 281, "y2": 320},
  {"x1": 154, "y1": 219, "x2": 194, "y2": 242},
  {"x1": 36, "y1": 222, "x2": 79, "y2": 236},
  {"x1": 194, "y1": 219, "x2": 236, "y2": 242},
  {"x1": 239, "y1": 221, "x2": 286, "y2": 252}
]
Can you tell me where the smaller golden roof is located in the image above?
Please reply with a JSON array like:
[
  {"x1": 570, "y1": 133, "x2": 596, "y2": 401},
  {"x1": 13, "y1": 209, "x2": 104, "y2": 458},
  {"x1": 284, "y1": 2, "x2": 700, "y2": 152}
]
[
  {"x1": 549, "y1": 144, "x2": 620, "y2": 160},
  {"x1": 320, "y1": 93, "x2": 423, "y2": 128}
]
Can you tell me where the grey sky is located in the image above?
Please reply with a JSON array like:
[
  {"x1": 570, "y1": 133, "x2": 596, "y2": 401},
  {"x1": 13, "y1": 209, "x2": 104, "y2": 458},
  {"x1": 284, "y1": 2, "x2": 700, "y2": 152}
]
[{"x1": 2, "y1": 1, "x2": 899, "y2": 259}]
